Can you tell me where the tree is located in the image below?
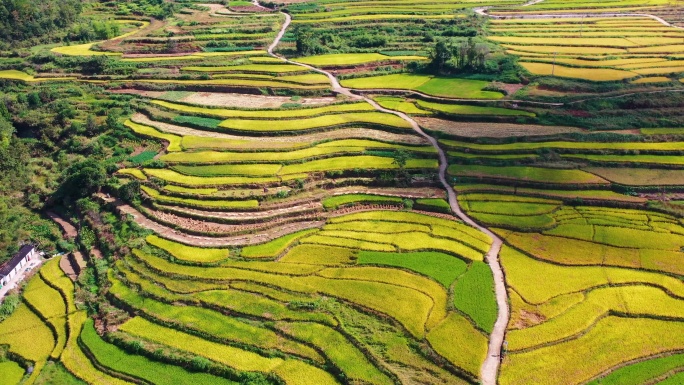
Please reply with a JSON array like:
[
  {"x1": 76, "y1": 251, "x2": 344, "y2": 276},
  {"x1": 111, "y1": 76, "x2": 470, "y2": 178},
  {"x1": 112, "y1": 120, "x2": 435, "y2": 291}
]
[
  {"x1": 54, "y1": 159, "x2": 106, "y2": 202},
  {"x1": 392, "y1": 150, "x2": 411, "y2": 187},
  {"x1": 430, "y1": 40, "x2": 454, "y2": 74},
  {"x1": 0, "y1": 100, "x2": 10, "y2": 120},
  {"x1": 118, "y1": 180, "x2": 141, "y2": 202},
  {"x1": 81, "y1": 56, "x2": 110, "y2": 75},
  {"x1": 392, "y1": 149, "x2": 410, "y2": 169},
  {"x1": 430, "y1": 38, "x2": 491, "y2": 74},
  {"x1": 294, "y1": 26, "x2": 325, "y2": 56},
  {"x1": 106, "y1": 109, "x2": 122, "y2": 131},
  {"x1": 85, "y1": 114, "x2": 98, "y2": 135},
  {"x1": 0, "y1": 115, "x2": 14, "y2": 148}
]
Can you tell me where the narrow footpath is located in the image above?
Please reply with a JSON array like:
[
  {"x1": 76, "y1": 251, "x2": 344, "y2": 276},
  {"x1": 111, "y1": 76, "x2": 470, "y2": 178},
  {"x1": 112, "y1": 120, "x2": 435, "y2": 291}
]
[{"x1": 267, "y1": 10, "x2": 509, "y2": 385}]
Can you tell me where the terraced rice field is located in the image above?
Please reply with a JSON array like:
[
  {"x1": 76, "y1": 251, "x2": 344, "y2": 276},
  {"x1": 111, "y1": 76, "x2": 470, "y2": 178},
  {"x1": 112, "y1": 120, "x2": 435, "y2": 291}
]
[
  {"x1": 452, "y1": 193, "x2": 684, "y2": 384},
  {"x1": 489, "y1": 16, "x2": 684, "y2": 81},
  {"x1": 40, "y1": 26, "x2": 497, "y2": 380},
  {"x1": 3, "y1": 1, "x2": 684, "y2": 385}
]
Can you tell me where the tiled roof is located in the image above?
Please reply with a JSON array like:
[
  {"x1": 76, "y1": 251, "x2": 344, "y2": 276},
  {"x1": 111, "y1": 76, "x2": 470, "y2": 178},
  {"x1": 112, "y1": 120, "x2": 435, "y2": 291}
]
[{"x1": 0, "y1": 245, "x2": 34, "y2": 277}]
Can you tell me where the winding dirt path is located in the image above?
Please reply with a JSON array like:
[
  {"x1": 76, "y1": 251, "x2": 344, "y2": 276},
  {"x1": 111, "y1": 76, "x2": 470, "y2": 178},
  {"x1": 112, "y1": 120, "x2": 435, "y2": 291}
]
[{"x1": 267, "y1": 10, "x2": 509, "y2": 385}]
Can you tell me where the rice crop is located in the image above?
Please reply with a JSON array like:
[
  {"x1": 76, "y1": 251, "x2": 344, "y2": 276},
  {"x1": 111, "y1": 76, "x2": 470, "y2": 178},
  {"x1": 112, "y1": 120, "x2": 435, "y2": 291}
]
[
  {"x1": 147, "y1": 235, "x2": 230, "y2": 263},
  {"x1": 357, "y1": 250, "x2": 467, "y2": 287},
  {"x1": 240, "y1": 229, "x2": 319, "y2": 259},
  {"x1": 426, "y1": 313, "x2": 488, "y2": 377},
  {"x1": 452, "y1": 262, "x2": 497, "y2": 333}
]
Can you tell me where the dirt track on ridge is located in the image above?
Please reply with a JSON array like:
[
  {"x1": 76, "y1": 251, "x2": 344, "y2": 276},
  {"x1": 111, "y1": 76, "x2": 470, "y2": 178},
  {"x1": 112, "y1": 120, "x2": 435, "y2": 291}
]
[{"x1": 266, "y1": 11, "x2": 509, "y2": 385}]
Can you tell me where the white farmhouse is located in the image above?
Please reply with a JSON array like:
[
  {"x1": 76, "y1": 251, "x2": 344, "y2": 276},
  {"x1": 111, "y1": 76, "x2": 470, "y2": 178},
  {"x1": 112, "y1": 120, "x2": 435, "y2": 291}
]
[{"x1": 0, "y1": 245, "x2": 37, "y2": 288}]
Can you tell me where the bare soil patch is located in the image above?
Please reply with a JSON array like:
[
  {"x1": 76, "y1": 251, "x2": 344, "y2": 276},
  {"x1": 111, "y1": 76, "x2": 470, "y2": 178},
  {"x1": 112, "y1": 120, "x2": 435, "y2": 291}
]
[
  {"x1": 416, "y1": 117, "x2": 584, "y2": 138},
  {"x1": 180, "y1": 92, "x2": 336, "y2": 108},
  {"x1": 492, "y1": 82, "x2": 525, "y2": 96},
  {"x1": 230, "y1": 5, "x2": 271, "y2": 13},
  {"x1": 604, "y1": 129, "x2": 641, "y2": 135},
  {"x1": 512, "y1": 309, "x2": 546, "y2": 329},
  {"x1": 46, "y1": 211, "x2": 78, "y2": 239},
  {"x1": 59, "y1": 254, "x2": 78, "y2": 281}
]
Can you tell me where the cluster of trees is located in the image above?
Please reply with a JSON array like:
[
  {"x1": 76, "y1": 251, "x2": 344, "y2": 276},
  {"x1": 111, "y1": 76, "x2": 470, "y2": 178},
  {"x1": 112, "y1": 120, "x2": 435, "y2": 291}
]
[
  {"x1": 287, "y1": 12, "x2": 488, "y2": 56},
  {"x1": 294, "y1": 26, "x2": 390, "y2": 55},
  {"x1": 423, "y1": 38, "x2": 523, "y2": 82},
  {"x1": 0, "y1": 0, "x2": 82, "y2": 49},
  {"x1": 67, "y1": 19, "x2": 122, "y2": 42},
  {"x1": 0, "y1": 81, "x2": 137, "y2": 263},
  {"x1": 110, "y1": 0, "x2": 176, "y2": 20},
  {"x1": 294, "y1": 26, "x2": 328, "y2": 56},
  {"x1": 0, "y1": 110, "x2": 61, "y2": 263},
  {"x1": 429, "y1": 38, "x2": 490, "y2": 74}
]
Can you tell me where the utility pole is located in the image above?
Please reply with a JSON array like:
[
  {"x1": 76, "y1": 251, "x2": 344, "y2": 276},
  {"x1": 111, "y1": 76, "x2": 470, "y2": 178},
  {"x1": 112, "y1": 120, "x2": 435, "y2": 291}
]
[
  {"x1": 551, "y1": 51, "x2": 558, "y2": 76},
  {"x1": 580, "y1": 15, "x2": 585, "y2": 37}
]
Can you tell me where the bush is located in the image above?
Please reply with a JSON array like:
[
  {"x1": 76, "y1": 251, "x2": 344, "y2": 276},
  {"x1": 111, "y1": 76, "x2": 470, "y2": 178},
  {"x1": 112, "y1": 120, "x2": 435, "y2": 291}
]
[
  {"x1": 403, "y1": 199, "x2": 414, "y2": 210},
  {"x1": 0, "y1": 293, "x2": 20, "y2": 322}
]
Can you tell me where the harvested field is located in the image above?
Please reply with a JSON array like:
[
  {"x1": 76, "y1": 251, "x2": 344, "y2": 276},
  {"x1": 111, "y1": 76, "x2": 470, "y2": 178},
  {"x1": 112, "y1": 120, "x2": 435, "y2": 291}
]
[
  {"x1": 415, "y1": 118, "x2": 584, "y2": 137},
  {"x1": 114, "y1": 90, "x2": 336, "y2": 108}
]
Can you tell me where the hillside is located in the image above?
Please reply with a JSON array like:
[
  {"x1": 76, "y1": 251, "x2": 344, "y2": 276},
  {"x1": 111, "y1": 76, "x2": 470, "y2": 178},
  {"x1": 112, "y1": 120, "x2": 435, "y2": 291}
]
[{"x1": 0, "y1": 1, "x2": 683, "y2": 385}]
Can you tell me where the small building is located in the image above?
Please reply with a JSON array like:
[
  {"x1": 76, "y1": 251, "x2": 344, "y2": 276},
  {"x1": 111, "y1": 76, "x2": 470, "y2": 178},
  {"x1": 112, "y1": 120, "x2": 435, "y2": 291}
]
[{"x1": 0, "y1": 245, "x2": 37, "y2": 287}]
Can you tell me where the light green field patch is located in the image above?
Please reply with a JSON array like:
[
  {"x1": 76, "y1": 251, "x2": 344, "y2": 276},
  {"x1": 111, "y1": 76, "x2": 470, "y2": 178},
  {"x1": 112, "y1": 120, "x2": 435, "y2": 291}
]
[
  {"x1": 341, "y1": 74, "x2": 503, "y2": 99},
  {"x1": 452, "y1": 261, "x2": 498, "y2": 333},
  {"x1": 295, "y1": 53, "x2": 427, "y2": 66},
  {"x1": 358, "y1": 251, "x2": 467, "y2": 287}
]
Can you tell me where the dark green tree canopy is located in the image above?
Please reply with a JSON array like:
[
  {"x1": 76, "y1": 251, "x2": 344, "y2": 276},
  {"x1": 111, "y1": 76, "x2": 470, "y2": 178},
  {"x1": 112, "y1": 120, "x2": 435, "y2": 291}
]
[{"x1": 0, "y1": 0, "x2": 82, "y2": 48}]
